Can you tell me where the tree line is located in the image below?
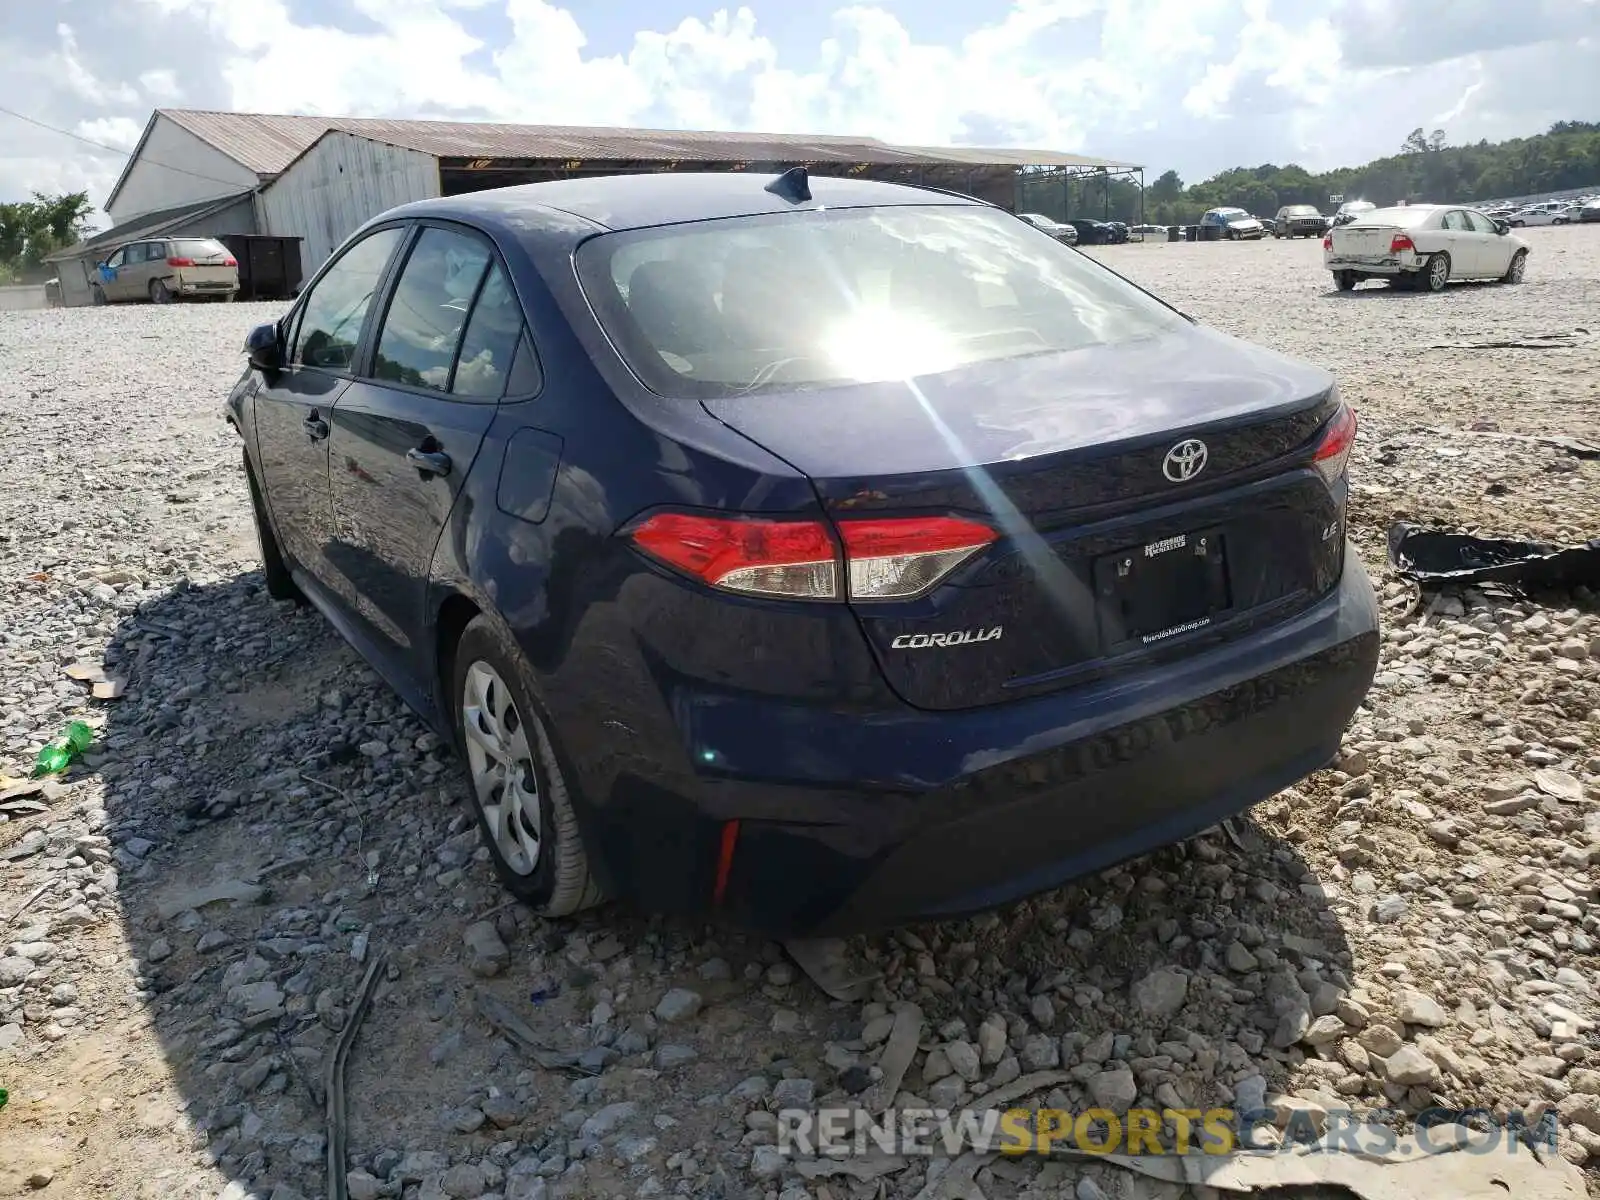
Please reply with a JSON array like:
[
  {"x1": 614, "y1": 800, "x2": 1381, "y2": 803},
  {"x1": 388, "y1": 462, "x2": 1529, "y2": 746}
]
[
  {"x1": 1019, "y1": 120, "x2": 1600, "y2": 227},
  {"x1": 0, "y1": 191, "x2": 95, "y2": 285}
]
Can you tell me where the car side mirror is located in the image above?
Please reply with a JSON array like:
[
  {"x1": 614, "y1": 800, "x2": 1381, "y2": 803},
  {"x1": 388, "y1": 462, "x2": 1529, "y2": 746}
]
[
  {"x1": 1494, "y1": 222, "x2": 1508, "y2": 235},
  {"x1": 244, "y1": 322, "x2": 283, "y2": 373}
]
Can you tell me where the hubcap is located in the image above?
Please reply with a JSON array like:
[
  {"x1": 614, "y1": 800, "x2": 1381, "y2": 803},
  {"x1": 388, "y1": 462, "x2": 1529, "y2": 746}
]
[
  {"x1": 1430, "y1": 258, "x2": 1447, "y2": 287},
  {"x1": 461, "y1": 661, "x2": 541, "y2": 875},
  {"x1": 1512, "y1": 255, "x2": 1525, "y2": 281}
]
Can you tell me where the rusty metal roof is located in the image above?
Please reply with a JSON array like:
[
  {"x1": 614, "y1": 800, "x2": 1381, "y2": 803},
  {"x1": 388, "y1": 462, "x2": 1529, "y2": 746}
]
[
  {"x1": 153, "y1": 108, "x2": 1138, "y2": 176},
  {"x1": 160, "y1": 110, "x2": 335, "y2": 175}
]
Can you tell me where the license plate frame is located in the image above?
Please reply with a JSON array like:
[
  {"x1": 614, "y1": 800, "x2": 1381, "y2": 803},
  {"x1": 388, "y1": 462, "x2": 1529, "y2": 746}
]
[{"x1": 1094, "y1": 527, "x2": 1233, "y2": 650}]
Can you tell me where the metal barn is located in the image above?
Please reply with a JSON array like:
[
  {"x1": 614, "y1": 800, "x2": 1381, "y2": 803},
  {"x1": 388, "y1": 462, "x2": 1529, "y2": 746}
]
[{"x1": 46, "y1": 108, "x2": 1140, "y2": 303}]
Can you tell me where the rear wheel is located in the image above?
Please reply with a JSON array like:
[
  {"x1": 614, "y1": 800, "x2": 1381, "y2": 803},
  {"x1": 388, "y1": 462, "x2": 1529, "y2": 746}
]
[
  {"x1": 149, "y1": 278, "x2": 172, "y2": 304},
  {"x1": 243, "y1": 451, "x2": 303, "y2": 603},
  {"x1": 1501, "y1": 249, "x2": 1528, "y2": 284},
  {"x1": 1421, "y1": 252, "x2": 1451, "y2": 292},
  {"x1": 1333, "y1": 271, "x2": 1357, "y2": 291},
  {"x1": 451, "y1": 617, "x2": 602, "y2": 916}
]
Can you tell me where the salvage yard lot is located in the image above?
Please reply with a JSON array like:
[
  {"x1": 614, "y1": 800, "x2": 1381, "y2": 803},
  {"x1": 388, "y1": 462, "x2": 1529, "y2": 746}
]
[{"x1": 1, "y1": 226, "x2": 1598, "y2": 1199}]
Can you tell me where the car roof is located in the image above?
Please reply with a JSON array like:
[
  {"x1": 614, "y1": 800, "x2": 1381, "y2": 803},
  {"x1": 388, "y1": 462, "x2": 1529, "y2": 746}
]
[{"x1": 384, "y1": 171, "x2": 981, "y2": 234}]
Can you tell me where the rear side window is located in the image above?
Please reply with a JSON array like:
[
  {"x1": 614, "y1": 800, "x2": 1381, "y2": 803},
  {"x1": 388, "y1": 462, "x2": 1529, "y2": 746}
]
[
  {"x1": 373, "y1": 227, "x2": 491, "y2": 393},
  {"x1": 292, "y1": 227, "x2": 405, "y2": 371},
  {"x1": 452, "y1": 264, "x2": 537, "y2": 399},
  {"x1": 172, "y1": 238, "x2": 229, "y2": 258}
]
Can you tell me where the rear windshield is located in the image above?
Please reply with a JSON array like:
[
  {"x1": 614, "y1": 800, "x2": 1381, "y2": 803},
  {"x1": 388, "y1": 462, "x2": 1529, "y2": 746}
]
[
  {"x1": 1352, "y1": 208, "x2": 1433, "y2": 227},
  {"x1": 172, "y1": 238, "x2": 229, "y2": 257},
  {"x1": 575, "y1": 205, "x2": 1187, "y2": 398}
]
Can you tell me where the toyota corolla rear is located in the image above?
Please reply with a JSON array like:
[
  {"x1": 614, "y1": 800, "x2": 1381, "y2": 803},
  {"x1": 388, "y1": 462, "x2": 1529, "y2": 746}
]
[{"x1": 569, "y1": 195, "x2": 1379, "y2": 936}]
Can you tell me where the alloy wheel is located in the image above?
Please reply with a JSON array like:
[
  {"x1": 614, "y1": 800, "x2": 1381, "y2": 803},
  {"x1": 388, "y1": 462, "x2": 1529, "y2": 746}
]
[
  {"x1": 1428, "y1": 256, "x2": 1449, "y2": 290},
  {"x1": 1508, "y1": 253, "x2": 1526, "y2": 283},
  {"x1": 460, "y1": 661, "x2": 542, "y2": 875}
]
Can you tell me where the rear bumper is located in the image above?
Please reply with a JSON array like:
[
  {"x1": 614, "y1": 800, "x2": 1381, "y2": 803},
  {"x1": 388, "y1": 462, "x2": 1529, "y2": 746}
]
[
  {"x1": 1324, "y1": 253, "x2": 1417, "y2": 277},
  {"x1": 593, "y1": 548, "x2": 1379, "y2": 936}
]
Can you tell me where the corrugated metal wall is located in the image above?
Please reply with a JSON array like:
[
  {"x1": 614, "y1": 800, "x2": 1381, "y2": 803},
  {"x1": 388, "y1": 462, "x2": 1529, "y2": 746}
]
[{"x1": 260, "y1": 132, "x2": 440, "y2": 274}]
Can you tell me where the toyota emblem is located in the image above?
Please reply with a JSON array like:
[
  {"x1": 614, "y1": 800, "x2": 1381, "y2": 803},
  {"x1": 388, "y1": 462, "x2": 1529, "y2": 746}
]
[{"x1": 1162, "y1": 438, "x2": 1208, "y2": 482}]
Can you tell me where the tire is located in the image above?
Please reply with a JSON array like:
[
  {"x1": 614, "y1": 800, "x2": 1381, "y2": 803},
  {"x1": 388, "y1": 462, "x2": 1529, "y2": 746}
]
[
  {"x1": 1501, "y1": 249, "x2": 1528, "y2": 284},
  {"x1": 1333, "y1": 271, "x2": 1357, "y2": 291},
  {"x1": 1228, "y1": 229, "x2": 1239, "y2": 241},
  {"x1": 1421, "y1": 252, "x2": 1450, "y2": 292},
  {"x1": 244, "y1": 451, "x2": 303, "y2": 603},
  {"x1": 149, "y1": 278, "x2": 172, "y2": 304},
  {"x1": 450, "y1": 616, "x2": 602, "y2": 917}
]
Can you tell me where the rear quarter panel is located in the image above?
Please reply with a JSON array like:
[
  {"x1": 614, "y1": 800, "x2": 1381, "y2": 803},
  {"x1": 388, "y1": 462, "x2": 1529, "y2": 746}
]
[{"x1": 424, "y1": 225, "x2": 894, "y2": 846}]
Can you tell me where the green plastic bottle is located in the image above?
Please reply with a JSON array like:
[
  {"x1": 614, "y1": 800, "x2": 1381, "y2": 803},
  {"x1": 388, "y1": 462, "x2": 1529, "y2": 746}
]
[{"x1": 32, "y1": 720, "x2": 94, "y2": 777}]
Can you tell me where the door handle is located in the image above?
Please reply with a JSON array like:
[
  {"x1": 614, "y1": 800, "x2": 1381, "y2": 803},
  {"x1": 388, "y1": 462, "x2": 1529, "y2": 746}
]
[
  {"x1": 406, "y1": 447, "x2": 452, "y2": 478},
  {"x1": 303, "y1": 413, "x2": 329, "y2": 441}
]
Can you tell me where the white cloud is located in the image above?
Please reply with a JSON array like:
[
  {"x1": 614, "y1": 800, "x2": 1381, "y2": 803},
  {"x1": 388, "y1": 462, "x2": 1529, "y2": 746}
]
[
  {"x1": 139, "y1": 68, "x2": 184, "y2": 101},
  {"x1": 55, "y1": 23, "x2": 141, "y2": 106},
  {"x1": 75, "y1": 117, "x2": 145, "y2": 150},
  {"x1": 0, "y1": 0, "x2": 1595, "y2": 217}
]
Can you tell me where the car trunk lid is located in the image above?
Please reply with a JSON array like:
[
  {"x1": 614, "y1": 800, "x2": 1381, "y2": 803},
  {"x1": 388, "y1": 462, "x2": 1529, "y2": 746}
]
[
  {"x1": 704, "y1": 326, "x2": 1347, "y2": 711},
  {"x1": 1330, "y1": 224, "x2": 1399, "y2": 260}
]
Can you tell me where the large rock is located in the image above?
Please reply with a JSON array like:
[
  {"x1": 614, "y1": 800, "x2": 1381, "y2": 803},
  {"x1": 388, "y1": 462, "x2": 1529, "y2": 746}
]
[
  {"x1": 1382, "y1": 1045, "x2": 1441, "y2": 1088},
  {"x1": 1130, "y1": 967, "x2": 1188, "y2": 1020},
  {"x1": 463, "y1": 921, "x2": 509, "y2": 977},
  {"x1": 1394, "y1": 989, "x2": 1448, "y2": 1028},
  {"x1": 1087, "y1": 1066, "x2": 1138, "y2": 1113},
  {"x1": 654, "y1": 988, "x2": 703, "y2": 1023}
]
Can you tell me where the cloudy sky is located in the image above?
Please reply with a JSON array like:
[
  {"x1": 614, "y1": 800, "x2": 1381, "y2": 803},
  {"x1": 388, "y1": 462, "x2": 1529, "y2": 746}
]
[{"x1": 2, "y1": 0, "x2": 1595, "y2": 222}]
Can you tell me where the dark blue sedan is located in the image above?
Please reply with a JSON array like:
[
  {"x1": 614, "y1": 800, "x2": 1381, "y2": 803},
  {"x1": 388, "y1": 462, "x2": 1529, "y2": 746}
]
[{"x1": 227, "y1": 169, "x2": 1379, "y2": 937}]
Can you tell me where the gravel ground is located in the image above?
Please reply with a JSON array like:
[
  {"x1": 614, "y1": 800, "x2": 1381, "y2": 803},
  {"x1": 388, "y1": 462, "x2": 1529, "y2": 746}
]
[{"x1": 1, "y1": 226, "x2": 1598, "y2": 1200}]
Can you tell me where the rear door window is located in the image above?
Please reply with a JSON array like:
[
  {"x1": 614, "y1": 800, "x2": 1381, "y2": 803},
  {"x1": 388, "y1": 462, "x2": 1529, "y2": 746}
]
[
  {"x1": 372, "y1": 227, "x2": 491, "y2": 393},
  {"x1": 291, "y1": 227, "x2": 405, "y2": 372}
]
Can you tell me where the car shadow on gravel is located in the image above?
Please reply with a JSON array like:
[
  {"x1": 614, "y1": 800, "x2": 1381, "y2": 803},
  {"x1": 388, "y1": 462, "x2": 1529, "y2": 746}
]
[{"x1": 86, "y1": 571, "x2": 1356, "y2": 1200}]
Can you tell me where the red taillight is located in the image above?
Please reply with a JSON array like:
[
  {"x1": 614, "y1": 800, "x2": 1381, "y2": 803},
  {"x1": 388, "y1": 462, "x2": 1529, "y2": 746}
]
[
  {"x1": 627, "y1": 512, "x2": 997, "y2": 601},
  {"x1": 166, "y1": 256, "x2": 195, "y2": 267},
  {"x1": 222, "y1": 257, "x2": 237, "y2": 267},
  {"x1": 1389, "y1": 234, "x2": 1414, "y2": 254},
  {"x1": 1322, "y1": 235, "x2": 1332, "y2": 250},
  {"x1": 1312, "y1": 404, "x2": 1357, "y2": 485},
  {"x1": 837, "y1": 516, "x2": 997, "y2": 600},
  {"x1": 629, "y1": 513, "x2": 837, "y2": 599}
]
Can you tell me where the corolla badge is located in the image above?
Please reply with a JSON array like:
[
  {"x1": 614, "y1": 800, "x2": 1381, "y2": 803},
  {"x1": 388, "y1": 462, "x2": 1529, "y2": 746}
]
[
  {"x1": 1162, "y1": 438, "x2": 1208, "y2": 482},
  {"x1": 890, "y1": 626, "x2": 1003, "y2": 650}
]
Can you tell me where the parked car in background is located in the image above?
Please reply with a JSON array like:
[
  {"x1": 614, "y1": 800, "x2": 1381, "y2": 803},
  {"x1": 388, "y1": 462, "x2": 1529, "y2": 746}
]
[
  {"x1": 1066, "y1": 218, "x2": 1115, "y2": 245},
  {"x1": 92, "y1": 237, "x2": 239, "y2": 304},
  {"x1": 1506, "y1": 202, "x2": 1573, "y2": 227},
  {"x1": 1130, "y1": 224, "x2": 1166, "y2": 240},
  {"x1": 1579, "y1": 199, "x2": 1600, "y2": 224},
  {"x1": 228, "y1": 170, "x2": 1378, "y2": 936},
  {"x1": 1018, "y1": 212, "x2": 1079, "y2": 245},
  {"x1": 1274, "y1": 205, "x2": 1328, "y2": 238},
  {"x1": 1104, "y1": 221, "x2": 1131, "y2": 244},
  {"x1": 1324, "y1": 204, "x2": 1528, "y2": 292},
  {"x1": 1200, "y1": 208, "x2": 1266, "y2": 240},
  {"x1": 1329, "y1": 201, "x2": 1377, "y2": 229}
]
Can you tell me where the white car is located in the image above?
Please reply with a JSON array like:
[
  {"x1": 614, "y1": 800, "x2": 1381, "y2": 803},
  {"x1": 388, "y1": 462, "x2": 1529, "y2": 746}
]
[
  {"x1": 1018, "y1": 212, "x2": 1079, "y2": 245},
  {"x1": 1323, "y1": 204, "x2": 1529, "y2": 292},
  {"x1": 1506, "y1": 202, "x2": 1574, "y2": 227}
]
